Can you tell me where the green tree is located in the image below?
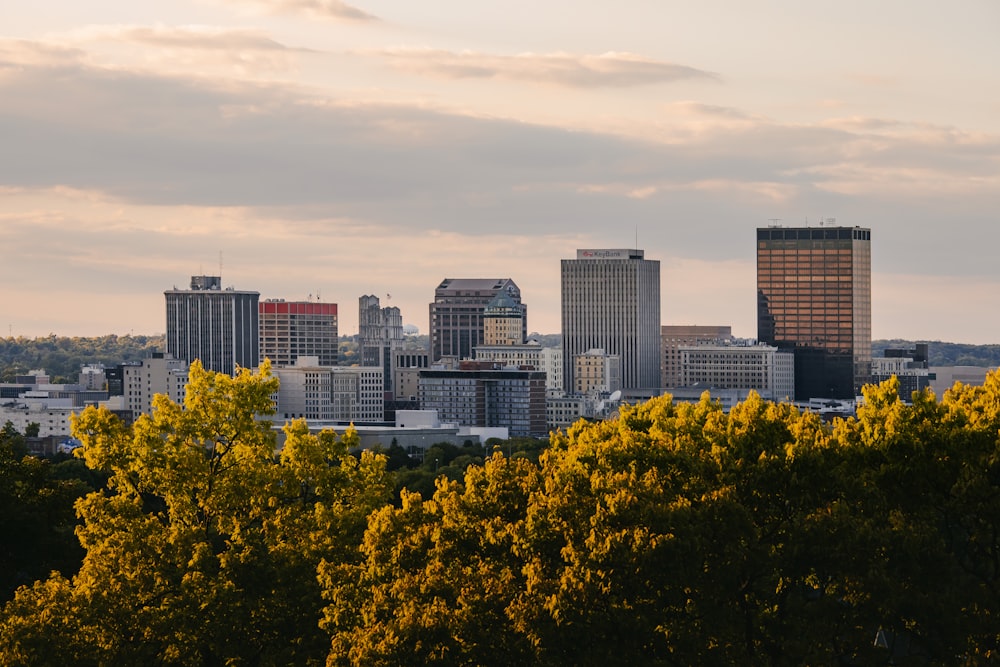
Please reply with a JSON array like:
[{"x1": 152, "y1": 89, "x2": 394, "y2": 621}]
[
  {"x1": 0, "y1": 361, "x2": 390, "y2": 666},
  {"x1": 0, "y1": 422, "x2": 93, "y2": 603}
]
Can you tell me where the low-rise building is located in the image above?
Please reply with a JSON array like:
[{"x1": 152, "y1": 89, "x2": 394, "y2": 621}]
[{"x1": 272, "y1": 357, "x2": 384, "y2": 424}]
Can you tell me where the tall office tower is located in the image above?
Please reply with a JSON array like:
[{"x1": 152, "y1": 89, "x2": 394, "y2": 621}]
[
  {"x1": 756, "y1": 225, "x2": 872, "y2": 399},
  {"x1": 661, "y1": 325, "x2": 733, "y2": 388},
  {"x1": 259, "y1": 299, "x2": 339, "y2": 367},
  {"x1": 429, "y1": 279, "x2": 526, "y2": 362},
  {"x1": 359, "y1": 295, "x2": 403, "y2": 391},
  {"x1": 165, "y1": 276, "x2": 259, "y2": 375},
  {"x1": 561, "y1": 249, "x2": 661, "y2": 392}
]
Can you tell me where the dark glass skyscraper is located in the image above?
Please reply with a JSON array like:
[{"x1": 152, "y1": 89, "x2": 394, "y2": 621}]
[
  {"x1": 165, "y1": 276, "x2": 260, "y2": 375},
  {"x1": 756, "y1": 226, "x2": 871, "y2": 399}
]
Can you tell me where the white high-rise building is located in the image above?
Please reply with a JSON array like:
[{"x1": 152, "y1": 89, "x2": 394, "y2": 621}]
[{"x1": 561, "y1": 249, "x2": 661, "y2": 392}]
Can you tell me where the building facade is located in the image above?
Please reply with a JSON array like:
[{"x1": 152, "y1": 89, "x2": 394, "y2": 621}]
[
  {"x1": 359, "y1": 295, "x2": 403, "y2": 391},
  {"x1": 259, "y1": 299, "x2": 338, "y2": 368},
  {"x1": 678, "y1": 342, "x2": 794, "y2": 402},
  {"x1": 271, "y1": 358, "x2": 384, "y2": 423},
  {"x1": 429, "y1": 278, "x2": 526, "y2": 362},
  {"x1": 122, "y1": 353, "x2": 189, "y2": 417},
  {"x1": 561, "y1": 249, "x2": 661, "y2": 392},
  {"x1": 418, "y1": 364, "x2": 547, "y2": 437},
  {"x1": 661, "y1": 325, "x2": 733, "y2": 388},
  {"x1": 165, "y1": 275, "x2": 259, "y2": 375},
  {"x1": 573, "y1": 348, "x2": 622, "y2": 396},
  {"x1": 474, "y1": 342, "x2": 562, "y2": 392},
  {"x1": 757, "y1": 226, "x2": 871, "y2": 399}
]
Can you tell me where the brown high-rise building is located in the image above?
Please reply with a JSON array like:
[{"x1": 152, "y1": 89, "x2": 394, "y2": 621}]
[
  {"x1": 756, "y1": 225, "x2": 871, "y2": 399},
  {"x1": 429, "y1": 279, "x2": 526, "y2": 362}
]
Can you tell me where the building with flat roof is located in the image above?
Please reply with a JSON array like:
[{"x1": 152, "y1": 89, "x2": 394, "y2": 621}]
[
  {"x1": 757, "y1": 226, "x2": 871, "y2": 399},
  {"x1": 165, "y1": 275, "x2": 259, "y2": 375},
  {"x1": 561, "y1": 249, "x2": 660, "y2": 392},
  {"x1": 122, "y1": 352, "x2": 189, "y2": 417},
  {"x1": 429, "y1": 278, "x2": 526, "y2": 362},
  {"x1": 418, "y1": 363, "x2": 547, "y2": 437},
  {"x1": 271, "y1": 357, "x2": 384, "y2": 423},
  {"x1": 573, "y1": 348, "x2": 621, "y2": 397},
  {"x1": 678, "y1": 341, "x2": 794, "y2": 402},
  {"x1": 661, "y1": 325, "x2": 733, "y2": 389},
  {"x1": 259, "y1": 299, "x2": 338, "y2": 368}
]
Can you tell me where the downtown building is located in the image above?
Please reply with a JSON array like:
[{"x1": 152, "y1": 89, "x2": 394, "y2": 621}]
[
  {"x1": 661, "y1": 325, "x2": 734, "y2": 389},
  {"x1": 561, "y1": 249, "x2": 661, "y2": 392},
  {"x1": 418, "y1": 361, "x2": 547, "y2": 438},
  {"x1": 429, "y1": 278, "x2": 526, "y2": 362},
  {"x1": 359, "y1": 295, "x2": 403, "y2": 391},
  {"x1": 678, "y1": 341, "x2": 794, "y2": 403},
  {"x1": 165, "y1": 276, "x2": 259, "y2": 375},
  {"x1": 271, "y1": 357, "x2": 384, "y2": 424},
  {"x1": 259, "y1": 299, "x2": 338, "y2": 368},
  {"x1": 757, "y1": 225, "x2": 872, "y2": 399},
  {"x1": 473, "y1": 290, "x2": 563, "y2": 393}
]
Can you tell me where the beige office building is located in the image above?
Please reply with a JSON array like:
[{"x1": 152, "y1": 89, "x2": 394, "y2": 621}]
[{"x1": 661, "y1": 325, "x2": 733, "y2": 388}]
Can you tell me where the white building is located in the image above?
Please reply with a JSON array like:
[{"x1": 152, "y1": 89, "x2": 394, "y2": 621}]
[
  {"x1": 122, "y1": 354, "x2": 189, "y2": 417},
  {"x1": 473, "y1": 341, "x2": 562, "y2": 392},
  {"x1": 561, "y1": 249, "x2": 660, "y2": 392},
  {"x1": 678, "y1": 341, "x2": 794, "y2": 402},
  {"x1": 78, "y1": 365, "x2": 107, "y2": 391},
  {"x1": 272, "y1": 357, "x2": 384, "y2": 423},
  {"x1": 0, "y1": 390, "x2": 76, "y2": 438}
]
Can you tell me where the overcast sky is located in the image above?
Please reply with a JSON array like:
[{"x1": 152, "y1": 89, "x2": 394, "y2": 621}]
[{"x1": 2, "y1": 1, "x2": 998, "y2": 342}]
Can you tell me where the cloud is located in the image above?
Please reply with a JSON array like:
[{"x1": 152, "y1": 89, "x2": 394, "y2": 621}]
[
  {"x1": 1, "y1": 48, "x2": 999, "y2": 320},
  {"x1": 220, "y1": 0, "x2": 377, "y2": 21},
  {"x1": 369, "y1": 48, "x2": 719, "y2": 88},
  {"x1": 81, "y1": 24, "x2": 299, "y2": 53}
]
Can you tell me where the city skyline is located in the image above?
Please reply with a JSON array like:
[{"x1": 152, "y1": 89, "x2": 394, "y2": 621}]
[{"x1": 2, "y1": 2, "x2": 999, "y2": 343}]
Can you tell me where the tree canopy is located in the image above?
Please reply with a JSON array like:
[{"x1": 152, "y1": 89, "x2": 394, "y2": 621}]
[
  {"x1": 0, "y1": 361, "x2": 389, "y2": 666},
  {"x1": 4, "y1": 369, "x2": 1000, "y2": 665}
]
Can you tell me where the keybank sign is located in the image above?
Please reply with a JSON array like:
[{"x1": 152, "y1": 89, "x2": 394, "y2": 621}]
[{"x1": 576, "y1": 249, "x2": 638, "y2": 260}]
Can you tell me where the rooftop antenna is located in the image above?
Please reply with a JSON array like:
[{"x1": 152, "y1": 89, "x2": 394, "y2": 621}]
[
  {"x1": 219, "y1": 251, "x2": 223, "y2": 278},
  {"x1": 768, "y1": 218, "x2": 781, "y2": 227}
]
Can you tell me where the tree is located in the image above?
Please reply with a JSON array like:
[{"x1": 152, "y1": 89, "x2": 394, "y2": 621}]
[
  {"x1": 0, "y1": 422, "x2": 93, "y2": 603},
  {"x1": 0, "y1": 360, "x2": 390, "y2": 666}
]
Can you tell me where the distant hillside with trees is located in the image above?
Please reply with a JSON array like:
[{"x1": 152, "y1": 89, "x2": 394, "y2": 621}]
[
  {"x1": 0, "y1": 335, "x2": 166, "y2": 383},
  {"x1": 873, "y1": 339, "x2": 1000, "y2": 368},
  {"x1": 3, "y1": 335, "x2": 997, "y2": 384}
]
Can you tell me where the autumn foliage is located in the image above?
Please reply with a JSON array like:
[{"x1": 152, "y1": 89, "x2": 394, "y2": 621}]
[{"x1": 3, "y1": 364, "x2": 1000, "y2": 665}]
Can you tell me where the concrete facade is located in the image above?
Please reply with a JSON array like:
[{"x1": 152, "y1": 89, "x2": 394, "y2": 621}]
[
  {"x1": 561, "y1": 249, "x2": 660, "y2": 392},
  {"x1": 165, "y1": 275, "x2": 259, "y2": 375},
  {"x1": 259, "y1": 299, "x2": 338, "y2": 368}
]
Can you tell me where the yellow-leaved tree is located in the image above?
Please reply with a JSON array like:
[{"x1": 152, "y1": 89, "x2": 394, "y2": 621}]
[{"x1": 0, "y1": 360, "x2": 389, "y2": 666}]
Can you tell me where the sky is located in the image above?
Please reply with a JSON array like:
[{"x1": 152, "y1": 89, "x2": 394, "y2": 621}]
[{"x1": 2, "y1": 1, "x2": 999, "y2": 343}]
